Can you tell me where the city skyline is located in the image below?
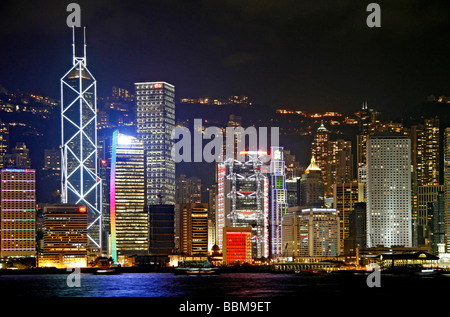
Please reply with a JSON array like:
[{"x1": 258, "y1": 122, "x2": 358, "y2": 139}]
[{"x1": 1, "y1": 0, "x2": 450, "y2": 307}]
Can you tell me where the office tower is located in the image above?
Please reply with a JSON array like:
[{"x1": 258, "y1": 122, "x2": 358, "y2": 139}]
[
  {"x1": 222, "y1": 226, "x2": 252, "y2": 264},
  {"x1": 347, "y1": 202, "x2": 367, "y2": 257},
  {"x1": 414, "y1": 185, "x2": 444, "y2": 246},
  {"x1": 110, "y1": 131, "x2": 147, "y2": 263},
  {"x1": 299, "y1": 156, "x2": 324, "y2": 207},
  {"x1": 61, "y1": 27, "x2": 102, "y2": 249},
  {"x1": 297, "y1": 208, "x2": 340, "y2": 257},
  {"x1": 283, "y1": 149, "x2": 303, "y2": 179},
  {"x1": 357, "y1": 166, "x2": 367, "y2": 202},
  {"x1": 208, "y1": 184, "x2": 217, "y2": 251},
  {"x1": 135, "y1": 82, "x2": 175, "y2": 205},
  {"x1": 0, "y1": 121, "x2": 9, "y2": 168},
  {"x1": 328, "y1": 139, "x2": 353, "y2": 192},
  {"x1": 217, "y1": 151, "x2": 269, "y2": 260},
  {"x1": 175, "y1": 175, "x2": 202, "y2": 204},
  {"x1": 366, "y1": 133, "x2": 412, "y2": 248},
  {"x1": 355, "y1": 102, "x2": 381, "y2": 168},
  {"x1": 38, "y1": 204, "x2": 88, "y2": 268},
  {"x1": 0, "y1": 169, "x2": 36, "y2": 257},
  {"x1": 311, "y1": 122, "x2": 329, "y2": 188},
  {"x1": 179, "y1": 203, "x2": 209, "y2": 255},
  {"x1": 444, "y1": 127, "x2": 450, "y2": 252},
  {"x1": 4, "y1": 142, "x2": 31, "y2": 169},
  {"x1": 286, "y1": 177, "x2": 300, "y2": 207},
  {"x1": 270, "y1": 146, "x2": 288, "y2": 257},
  {"x1": 429, "y1": 191, "x2": 445, "y2": 255},
  {"x1": 44, "y1": 148, "x2": 61, "y2": 171},
  {"x1": 333, "y1": 181, "x2": 359, "y2": 255},
  {"x1": 148, "y1": 204, "x2": 175, "y2": 264},
  {"x1": 411, "y1": 117, "x2": 440, "y2": 186}
]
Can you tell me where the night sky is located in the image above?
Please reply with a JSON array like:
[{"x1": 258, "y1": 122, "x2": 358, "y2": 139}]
[{"x1": 1, "y1": 0, "x2": 450, "y2": 114}]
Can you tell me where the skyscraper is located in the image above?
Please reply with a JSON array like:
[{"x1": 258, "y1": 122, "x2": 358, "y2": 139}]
[
  {"x1": 135, "y1": 82, "x2": 176, "y2": 205},
  {"x1": 366, "y1": 133, "x2": 412, "y2": 248},
  {"x1": 0, "y1": 169, "x2": 36, "y2": 257},
  {"x1": 299, "y1": 156, "x2": 324, "y2": 207},
  {"x1": 217, "y1": 151, "x2": 270, "y2": 260},
  {"x1": 61, "y1": 27, "x2": 102, "y2": 250},
  {"x1": 110, "y1": 131, "x2": 147, "y2": 263},
  {"x1": 270, "y1": 146, "x2": 288, "y2": 257},
  {"x1": 0, "y1": 121, "x2": 8, "y2": 169},
  {"x1": 333, "y1": 181, "x2": 359, "y2": 255},
  {"x1": 179, "y1": 203, "x2": 209, "y2": 256},
  {"x1": 444, "y1": 127, "x2": 450, "y2": 252}
]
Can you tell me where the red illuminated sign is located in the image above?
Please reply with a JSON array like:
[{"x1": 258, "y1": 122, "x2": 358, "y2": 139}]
[
  {"x1": 154, "y1": 83, "x2": 162, "y2": 89},
  {"x1": 79, "y1": 206, "x2": 87, "y2": 213}
]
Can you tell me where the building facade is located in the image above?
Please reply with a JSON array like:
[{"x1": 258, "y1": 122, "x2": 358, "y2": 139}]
[
  {"x1": 0, "y1": 169, "x2": 36, "y2": 257},
  {"x1": 216, "y1": 151, "x2": 270, "y2": 260},
  {"x1": 38, "y1": 204, "x2": 88, "y2": 268},
  {"x1": 135, "y1": 82, "x2": 176, "y2": 205},
  {"x1": 110, "y1": 131, "x2": 147, "y2": 263},
  {"x1": 179, "y1": 203, "x2": 209, "y2": 256},
  {"x1": 366, "y1": 133, "x2": 412, "y2": 248}
]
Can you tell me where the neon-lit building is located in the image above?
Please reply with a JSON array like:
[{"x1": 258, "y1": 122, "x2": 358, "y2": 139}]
[
  {"x1": 110, "y1": 131, "x2": 147, "y2": 264},
  {"x1": 270, "y1": 146, "x2": 288, "y2": 258},
  {"x1": 223, "y1": 227, "x2": 252, "y2": 264},
  {"x1": 60, "y1": 27, "x2": 102, "y2": 250},
  {"x1": 38, "y1": 204, "x2": 88, "y2": 268},
  {"x1": 135, "y1": 82, "x2": 176, "y2": 205},
  {"x1": 0, "y1": 169, "x2": 36, "y2": 257},
  {"x1": 216, "y1": 151, "x2": 269, "y2": 260}
]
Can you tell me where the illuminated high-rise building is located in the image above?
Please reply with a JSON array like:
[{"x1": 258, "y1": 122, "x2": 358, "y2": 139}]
[
  {"x1": 61, "y1": 27, "x2": 102, "y2": 250},
  {"x1": 415, "y1": 185, "x2": 444, "y2": 247},
  {"x1": 270, "y1": 146, "x2": 288, "y2": 257},
  {"x1": 283, "y1": 207, "x2": 340, "y2": 258},
  {"x1": 311, "y1": 122, "x2": 329, "y2": 190},
  {"x1": 444, "y1": 127, "x2": 450, "y2": 252},
  {"x1": 217, "y1": 151, "x2": 269, "y2": 260},
  {"x1": 0, "y1": 121, "x2": 8, "y2": 169},
  {"x1": 328, "y1": 139, "x2": 353, "y2": 191},
  {"x1": 38, "y1": 204, "x2": 88, "y2": 268},
  {"x1": 179, "y1": 203, "x2": 209, "y2": 256},
  {"x1": 223, "y1": 226, "x2": 252, "y2": 264},
  {"x1": 299, "y1": 156, "x2": 324, "y2": 207},
  {"x1": 0, "y1": 169, "x2": 36, "y2": 257},
  {"x1": 366, "y1": 133, "x2": 412, "y2": 248},
  {"x1": 4, "y1": 142, "x2": 31, "y2": 169},
  {"x1": 135, "y1": 82, "x2": 175, "y2": 205},
  {"x1": 110, "y1": 131, "x2": 147, "y2": 263},
  {"x1": 176, "y1": 175, "x2": 202, "y2": 204},
  {"x1": 333, "y1": 181, "x2": 359, "y2": 255},
  {"x1": 355, "y1": 102, "x2": 381, "y2": 168},
  {"x1": 411, "y1": 117, "x2": 440, "y2": 186}
]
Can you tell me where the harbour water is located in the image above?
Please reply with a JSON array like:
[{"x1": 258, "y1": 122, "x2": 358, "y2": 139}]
[{"x1": 1, "y1": 272, "x2": 448, "y2": 313}]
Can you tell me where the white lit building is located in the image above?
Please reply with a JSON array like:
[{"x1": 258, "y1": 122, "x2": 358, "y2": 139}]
[
  {"x1": 135, "y1": 82, "x2": 176, "y2": 205},
  {"x1": 366, "y1": 133, "x2": 412, "y2": 248}
]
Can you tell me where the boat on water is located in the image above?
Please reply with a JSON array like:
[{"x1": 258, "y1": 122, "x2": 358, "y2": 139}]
[
  {"x1": 94, "y1": 267, "x2": 120, "y2": 275},
  {"x1": 174, "y1": 267, "x2": 221, "y2": 275}
]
